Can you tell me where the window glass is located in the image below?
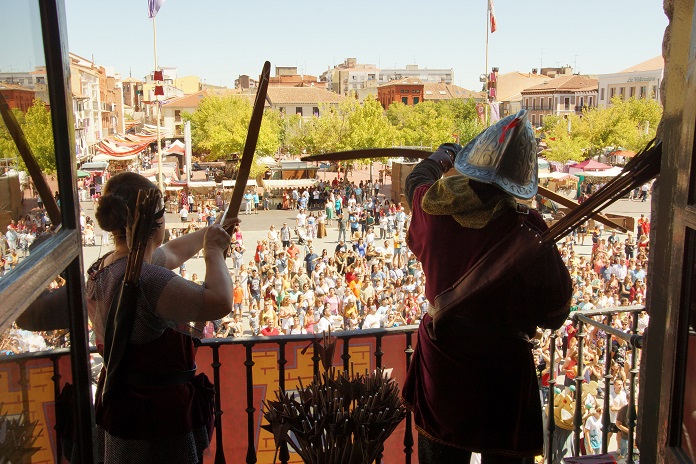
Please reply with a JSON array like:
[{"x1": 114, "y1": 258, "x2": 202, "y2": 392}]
[{"x1": 0, "y1": 1, "x2": 58, "y2": 283}]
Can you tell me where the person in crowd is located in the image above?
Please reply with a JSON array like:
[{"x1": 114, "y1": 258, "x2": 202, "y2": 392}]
[
  {"x1": 260, "y1": 316, "x2": 280, "y2": 336},
  {"x1": 401, "y1": 111, "x2": 572, "y2": 463},
  {"x1": 280, "y1": 222, "x2": 291, "y2": 248},
  {"x1": 17, "y1": 172, "x2": 236, "y2": 463}
]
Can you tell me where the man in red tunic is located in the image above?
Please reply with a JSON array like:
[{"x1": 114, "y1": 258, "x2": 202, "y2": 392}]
[{"x1": 402, "y1": 110, "x2": 572, "y2": 463}]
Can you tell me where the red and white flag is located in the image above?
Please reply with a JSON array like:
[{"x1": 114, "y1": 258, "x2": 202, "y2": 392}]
[
  {"x1": 148, "y1": 0, "x2": 166, "y2": 19},
  {"x1": 488, "y1": 0, "x2": 497, "y2": 33}
]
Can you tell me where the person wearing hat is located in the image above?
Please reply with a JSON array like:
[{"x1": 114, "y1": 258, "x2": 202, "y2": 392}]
[{"x1": 401, "y1": 110, "x2": 572, "y2": 463}]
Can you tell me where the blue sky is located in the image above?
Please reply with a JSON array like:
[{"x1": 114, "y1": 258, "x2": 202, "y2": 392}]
[{"x1": 3, "y1": 1, "x2": 669, "y2": 92}]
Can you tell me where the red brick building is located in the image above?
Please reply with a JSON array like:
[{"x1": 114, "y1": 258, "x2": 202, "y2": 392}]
[
  {"x1": 0, "y1": 82, "x2": 36, "y2": 112},
  {"x1": 377, "y1": 77, "x2": 424, "y2": 109}
]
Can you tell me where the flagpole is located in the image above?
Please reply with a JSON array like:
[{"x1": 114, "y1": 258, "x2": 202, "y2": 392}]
[
  {"x1": 485, "y1": 0, "x2": 490, "y2": 127},
  {"x1": 153, "y1": 17, "x2": 163, "y2": 192}
]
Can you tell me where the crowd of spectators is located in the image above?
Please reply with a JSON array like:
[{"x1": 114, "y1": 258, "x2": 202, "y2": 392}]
[
  {"x1": 193, "y1": 177, "x2": 424, "y2": 339},
  {"x1": 0, "y1": 211, "x2": 52, "y2": 277},
  {"x1": 533, "y1": 213, "x2": 651, "y2": 460}
]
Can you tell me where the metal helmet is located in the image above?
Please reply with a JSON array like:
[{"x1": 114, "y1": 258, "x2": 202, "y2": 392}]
[{"x1": 454, "y1": 109, "x2": 538, "y2": 199}]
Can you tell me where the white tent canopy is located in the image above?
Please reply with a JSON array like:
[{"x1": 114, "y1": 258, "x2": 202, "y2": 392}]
[
  {"x1": 93, "y1": 153, "x2": 139, "y2": 162},
  {"x1": 575, "y1": 166, "x2": 623, "y2": 177},
  {"x1": 221, "y1": 179, "x2": 258, "y2": 188},
  {"x1": 262, "y1": 179, "x2": 318, "y2": 189}
]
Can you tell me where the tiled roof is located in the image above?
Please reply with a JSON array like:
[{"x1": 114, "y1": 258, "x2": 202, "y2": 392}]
[
  {"x1": 265, "y1": 87, "x2": 345, "y2": 105},
  {"x1": 379, "y1": 77, "x2": 423, "y2": 87},
  {"x1": 522, "y1": 74, "x2": 598, "y2": 93},
  {"x1": 163, "y1": 87, "x2": 345, "y2": 109},
  {"x1": 163, "y1": 89, "x2": 253, "y2": 108},
  {"x1": 620, "y1": 56, "x2": 664, "y2": 73},
  {"x1": 422, "y1": 82, "x2": 485, "y2": 100},
  {"x1": 497, "y1": 72, "x2": 553, "y2": 101},
  {"x1": 0, "y1": 82, "x2": 33, "y2": 92}
]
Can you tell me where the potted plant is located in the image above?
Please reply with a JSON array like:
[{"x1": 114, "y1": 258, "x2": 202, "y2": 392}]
[{"x1": 262, "y1": 331, "x2": 406, "y2": 463}]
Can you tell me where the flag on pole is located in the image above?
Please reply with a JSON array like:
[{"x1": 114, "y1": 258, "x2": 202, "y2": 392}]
[
  {"x1": 490, "y1": 102, "x2": 500, "y2": 123},
  {"x1": 488, "y1": 0, "x2": 497, "y2": 33},
  {"x1": 148, "y1": 0, "x2": 166, "y2": 18}
]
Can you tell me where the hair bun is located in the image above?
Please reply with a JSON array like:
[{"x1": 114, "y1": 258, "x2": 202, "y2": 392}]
[{"x1": 95, "y1": 194, "x2": 129, "y2": 232}]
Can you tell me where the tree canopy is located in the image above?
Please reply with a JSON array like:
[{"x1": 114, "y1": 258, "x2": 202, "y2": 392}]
[
  {"x1": 541, "y1": 97, "x2": 662, "y2": 162},
  {"x1": 0, "y1": 99, "x2": 55, "y2": 173},
  {"x1": 186, "y1": 93, "x2": 483, "y2": 164},
  {"x1": 184, "y1": 95, "x2": 281, "y2": 160}
]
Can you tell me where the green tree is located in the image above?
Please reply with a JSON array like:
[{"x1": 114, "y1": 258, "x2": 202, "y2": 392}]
[
  {"x1": 387, "y1": 99, "x2": 479, "y2": 150},
  {"x1": 345, "y1": 95, "x2": 395, "y2": 150},
  {"x1": 540, "y1": 98, "x2": 663, "y2": 162},
  {"x1": 440, "y1": 98, "x2": 484, "y2": 146},
  {"x1": 185, "y1": 94, "x2": 281, "y2": 161},
  {"x1": 542, "y1": 115, "x2": 589, "y2": 162},
  {"x1": 0, "y1": 100, "x2": 55, "y2": 173}
]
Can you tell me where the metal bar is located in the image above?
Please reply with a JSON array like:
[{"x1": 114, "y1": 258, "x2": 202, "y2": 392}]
[
  {"x1": 573, "y1": 320, "x2": 585, "y2": 454},
  {"x1": 312, "y1": 342, "x2": 320, "y2": 377},
  {"x1": 375, "y1": 334, "x2": 383, "y2": 370},
  {"x1": 546, "y1": 332, "x2": 558, "y2": 464},
  {"x1": 19, "y1": 360, "x2": 30, "y2": 423},
  {"x1": 404, "y1": 332, "x2": 414, "y2": 464},
  {"x1": 244, "y1": 342, "x2": 257, "y2": 464},
  {"x1": 224, "y1": 61, "x2": 271, "y2": 223},
  {"x1": 601, "y1": 314, "x2": 614, "y2": 455},
  {"x1": 575, "y1": 313, "x2": 643, "y2": 348},
  {"x1": 277, "y1": 342, "x2": 289, "y2": 464},
  {"x1": 212, "y1": 345, "x2": 226, "y2": 464},
  {"x1": 51, "y1": 355, "x2": 63, "y2": 463},
  {"x1": 342, "y1": 336, "x2": 351, "y2": 373},
  {"x1": 626, "y1": 311, "x2": 640, "y2": 463}
]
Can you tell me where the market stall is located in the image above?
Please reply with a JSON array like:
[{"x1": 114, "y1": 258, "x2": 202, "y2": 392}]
[
  {"x1": 262, "y1": 178, "x2": 319, "y2": 208},
  {"x1": 538, "y1": 171, "x2": 579, "y2": 198}
]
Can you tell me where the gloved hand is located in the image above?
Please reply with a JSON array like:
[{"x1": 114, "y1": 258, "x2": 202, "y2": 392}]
[{"x1": 428, "y1": 143, "x2": 461, "y2": 173}]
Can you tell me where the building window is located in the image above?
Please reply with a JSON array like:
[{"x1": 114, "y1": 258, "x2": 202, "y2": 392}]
[
  {"x1": 525, "y1": 98, "x2": 529, "y2": 108},
  {"x1": 629, "y1": 87, "x2": 635, "y2": 98},
  {"x1": 413, "y1": 97, "x2": 419, "y2": 104},
  {"x1": 589, "y1": 96, "x2": 594, "y2": 107},
  {"x1": 539, "y1": 115, "x2": 544, "y2": 126},
  {"x1": 610, "y1": 88, "x2": 615, "y2": 99},
  {"x1": 601, "y1": 88, "x2": 605, "y2": 101},
  {"x1": 619, "y1": 87, "x2": 625, "y2": 98},
  {"x1": 174, "y1": 110, "x2": 181, "y2": 122},
  {"x1": 313, "y1": 107, "x2": 319, "y2": 117},
  {"x1": 564, "y1": 98, "x2": 570, "y2": 110},
  {"x1": 296, "y1": 107, "x2": 303, "y2": 116},
  {"x1": 532, "y1": 114, "x2": 537, "y2": 125},
  {"x1": 548, "y1": 97, "x2": 552, "y2": 109},
  {"x1": 402, "y1": 97, "x2": 408, "y2": 104},
  {"x1": 641, "y1": 86, "x2": 648, "y2": 98}
]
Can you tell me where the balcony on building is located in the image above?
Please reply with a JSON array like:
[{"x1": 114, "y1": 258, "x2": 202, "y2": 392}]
[{"x1": 1, "y1": 305, "x2": 644, "y2": 464}]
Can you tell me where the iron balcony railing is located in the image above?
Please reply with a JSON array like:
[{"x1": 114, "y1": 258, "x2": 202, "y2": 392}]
[
  {"x1": 2, "y1": 306, "x2": 644, "y2": 463},
  {"x1": 544, "y1": 305, "x2": 644, "y2": 464}
]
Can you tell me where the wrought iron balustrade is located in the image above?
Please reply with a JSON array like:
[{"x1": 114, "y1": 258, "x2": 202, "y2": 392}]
[{"x1": 1, "y1": 305, "x2": 645, "y2": 463}]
